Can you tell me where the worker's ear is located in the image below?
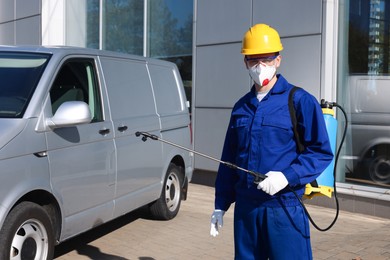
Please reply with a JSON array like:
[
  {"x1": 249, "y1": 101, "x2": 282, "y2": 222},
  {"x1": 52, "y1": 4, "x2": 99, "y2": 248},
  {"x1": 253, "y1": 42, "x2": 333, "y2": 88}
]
[{"x1": 275, "y1": 55, "x2": 282, "y2": 68}]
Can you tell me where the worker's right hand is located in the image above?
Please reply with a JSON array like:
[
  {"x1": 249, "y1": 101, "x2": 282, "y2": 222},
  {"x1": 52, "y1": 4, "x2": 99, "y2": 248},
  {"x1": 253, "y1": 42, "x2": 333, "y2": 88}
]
[
  {"x1": 257, "y1": 171, "x2": 288, "y2": 195},
  {"x1": 210, "y1": 209, "x2": 225, "y2": 237}
]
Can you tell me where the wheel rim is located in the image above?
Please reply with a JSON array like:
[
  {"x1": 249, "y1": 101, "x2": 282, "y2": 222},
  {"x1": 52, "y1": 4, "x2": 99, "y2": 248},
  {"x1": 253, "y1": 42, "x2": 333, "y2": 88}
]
[
  {"x1": 165, "y1": 172, "x2": 181, "y2": 212},
  {"x1": 10, "y1": 219, "x2": 49, "y2": 260},
  {"x1": 369, "y1": 156, "x2": 390, "y2": 184}
]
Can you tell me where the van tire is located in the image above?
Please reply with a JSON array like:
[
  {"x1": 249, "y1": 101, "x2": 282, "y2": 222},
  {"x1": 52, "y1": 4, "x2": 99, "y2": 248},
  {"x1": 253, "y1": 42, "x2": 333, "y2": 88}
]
[
  {"x1": 368, "y1": 154, "x2": 390, "y2": 184},
  {"x1": 149, "y1": 163, "x2": 183, "y2": 220},
  {"x1": 0, "y1": 201, "x2": 54, "y2": 260},
  {"x1": 359, "y1": 145, "x2": 390, "y2": 185}
]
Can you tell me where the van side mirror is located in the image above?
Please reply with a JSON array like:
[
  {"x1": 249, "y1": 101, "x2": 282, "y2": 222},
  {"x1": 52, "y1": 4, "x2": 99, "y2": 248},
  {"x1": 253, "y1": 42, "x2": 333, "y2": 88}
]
[{"x1": 46, "y1": 101, "x2": 92, "y2": 128}]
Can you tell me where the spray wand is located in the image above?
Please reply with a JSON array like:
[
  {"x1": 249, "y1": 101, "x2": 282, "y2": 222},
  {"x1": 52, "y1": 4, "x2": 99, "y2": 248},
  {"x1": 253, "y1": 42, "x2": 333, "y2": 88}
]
[{"x1": 135, "y1": 131, "x2": 266, "y2": 184}]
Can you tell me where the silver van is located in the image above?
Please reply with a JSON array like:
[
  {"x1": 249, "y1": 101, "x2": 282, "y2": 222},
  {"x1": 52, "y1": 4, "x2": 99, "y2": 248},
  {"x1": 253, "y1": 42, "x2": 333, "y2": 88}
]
[
  {"x1": 0, "y1": 46, "x2": 193, "y2": 259},
  {"x1": 345, "y1": 75, "x2": 390, "y2": 186}
]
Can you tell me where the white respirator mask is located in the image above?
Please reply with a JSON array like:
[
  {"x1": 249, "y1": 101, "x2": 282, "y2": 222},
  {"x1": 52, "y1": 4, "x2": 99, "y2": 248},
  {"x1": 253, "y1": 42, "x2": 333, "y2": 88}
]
[{"x1": 248, "y1": 63, "x2": 276, "y2": 86}]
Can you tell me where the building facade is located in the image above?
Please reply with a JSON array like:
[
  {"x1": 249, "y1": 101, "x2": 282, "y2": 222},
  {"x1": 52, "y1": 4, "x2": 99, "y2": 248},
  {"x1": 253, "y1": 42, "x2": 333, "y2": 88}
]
[
  {"x1": 193, "y1": 0, "x2": 390, "y2": 218},
  {"x1": 0, "y1": 0, "x2": 389, "y2": 218}
]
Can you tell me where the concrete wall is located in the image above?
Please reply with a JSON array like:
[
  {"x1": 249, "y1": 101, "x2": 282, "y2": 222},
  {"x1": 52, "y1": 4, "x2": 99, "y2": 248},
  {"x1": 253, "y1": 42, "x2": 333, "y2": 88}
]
[{"x1": 0, "y1": 0, "x2": 41, "y2": 45}]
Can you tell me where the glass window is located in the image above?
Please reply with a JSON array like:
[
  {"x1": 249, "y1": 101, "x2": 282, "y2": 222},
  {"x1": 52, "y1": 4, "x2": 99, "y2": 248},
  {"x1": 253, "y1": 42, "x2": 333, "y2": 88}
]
[
  {"x1": 87, "y1": 0, "x2": 100, "y2": 49},
  {"x1": 50, "y1": 59, "x2": 103, "y2": 122},
  {"x1": 148, "y1": 0, "x2": 192, "y2": 58},
  {"x1": 103, "y1": 0, "x2": 144, "y2": 55},
  {"x1": 148, "y1": 0, "x2": 193, "y2": 111},
  {"x1": 0, "y1": 52, "x2": 50, "y2": 118},
  {"x1": 83, "y1": 0, "x2": 193, "y2": 110},
  {"x1": 339, "y1": 0, "x2": 390, "y2": 188}
]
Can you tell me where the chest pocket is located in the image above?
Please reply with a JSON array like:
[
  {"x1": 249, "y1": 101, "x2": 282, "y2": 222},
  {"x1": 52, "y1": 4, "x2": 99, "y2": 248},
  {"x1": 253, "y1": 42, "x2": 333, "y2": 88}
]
[
  {"x1": 261, "y1": 115, "x2": 292, "y2": 147},
  {"x1": 231, "y1": 116, "x2": 251, "y2": 152}
]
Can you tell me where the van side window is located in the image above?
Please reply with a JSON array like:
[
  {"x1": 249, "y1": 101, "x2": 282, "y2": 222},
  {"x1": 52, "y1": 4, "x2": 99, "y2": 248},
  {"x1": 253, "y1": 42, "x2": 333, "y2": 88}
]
[{"x1": 50, "y1": 59, "x2": 103, "y2": 122}]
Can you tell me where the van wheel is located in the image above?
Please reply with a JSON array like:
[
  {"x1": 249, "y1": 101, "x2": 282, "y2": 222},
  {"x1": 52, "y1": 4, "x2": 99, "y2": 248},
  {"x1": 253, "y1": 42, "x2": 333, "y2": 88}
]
[
  {"x1": 0, "y1": 202, "x2": 54, "y2": 260},
  {"x1": 368, "y1": 154, "x2": 390, "y2": 184},
  {"x1": 360, "y1": 145, "x2": 390, "y2": 185},
  {"x1": 149, "y1": 163, "x2": 183, "y2": 220}
]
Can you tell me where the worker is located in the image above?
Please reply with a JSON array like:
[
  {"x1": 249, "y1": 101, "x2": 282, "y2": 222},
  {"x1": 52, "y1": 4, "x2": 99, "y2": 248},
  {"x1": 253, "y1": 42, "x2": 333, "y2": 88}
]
[{"x1": 210, "y1": 23, "x2": 333, "y2": 259}]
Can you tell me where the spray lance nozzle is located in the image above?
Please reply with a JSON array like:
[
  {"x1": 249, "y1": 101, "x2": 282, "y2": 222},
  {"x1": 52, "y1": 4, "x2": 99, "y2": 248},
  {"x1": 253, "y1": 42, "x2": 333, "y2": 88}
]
[{"x1": 135, "y1": 131, "x2": 159, "y2": 142}]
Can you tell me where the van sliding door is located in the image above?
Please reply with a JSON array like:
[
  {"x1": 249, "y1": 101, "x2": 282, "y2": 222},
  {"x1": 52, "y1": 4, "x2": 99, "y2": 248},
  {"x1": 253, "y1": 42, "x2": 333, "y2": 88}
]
[{"x1": 99, "y1": 57, "x2": 162, "y2": 218}]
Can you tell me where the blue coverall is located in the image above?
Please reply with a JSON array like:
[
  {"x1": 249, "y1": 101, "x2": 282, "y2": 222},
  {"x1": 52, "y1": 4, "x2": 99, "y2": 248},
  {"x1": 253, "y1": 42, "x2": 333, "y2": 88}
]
[{"x1": 215, "y1": 74, "x2": 333, "y2": 260}]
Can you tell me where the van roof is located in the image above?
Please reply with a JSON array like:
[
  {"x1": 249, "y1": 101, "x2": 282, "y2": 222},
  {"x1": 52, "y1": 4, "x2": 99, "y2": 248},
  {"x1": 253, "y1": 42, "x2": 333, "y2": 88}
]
[{"x1": 0, "y1": 45, "x2": 174, "y2": 67}]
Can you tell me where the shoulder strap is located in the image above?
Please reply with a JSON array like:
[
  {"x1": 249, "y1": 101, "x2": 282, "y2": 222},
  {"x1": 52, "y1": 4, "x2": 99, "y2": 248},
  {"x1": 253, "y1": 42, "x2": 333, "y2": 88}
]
[
  {"x1": 288, "y1": 86, "x2": 305, "y2": 153},
  {"x1": 288, "y1": 87, "x2": 319, "y2": 188}
]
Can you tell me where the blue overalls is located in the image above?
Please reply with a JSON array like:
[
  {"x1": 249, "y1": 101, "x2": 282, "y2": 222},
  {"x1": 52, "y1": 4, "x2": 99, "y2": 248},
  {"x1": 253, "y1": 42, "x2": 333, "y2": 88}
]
[{"x1": 214, "y1": 75, "x2": 333, "y2": 260}]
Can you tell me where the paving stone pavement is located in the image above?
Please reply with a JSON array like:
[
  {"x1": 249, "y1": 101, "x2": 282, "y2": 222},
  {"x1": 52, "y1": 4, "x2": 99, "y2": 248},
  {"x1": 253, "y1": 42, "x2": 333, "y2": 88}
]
[{"x1": 54, "y1": 183, "x2": 390, "y2": 260}]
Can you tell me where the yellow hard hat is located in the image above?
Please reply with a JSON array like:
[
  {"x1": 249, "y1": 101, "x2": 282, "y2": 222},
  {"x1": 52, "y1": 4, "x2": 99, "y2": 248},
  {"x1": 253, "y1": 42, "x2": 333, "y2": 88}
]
[{"x1": 241, "y1": 24, "x2": 283, "y2": 55}]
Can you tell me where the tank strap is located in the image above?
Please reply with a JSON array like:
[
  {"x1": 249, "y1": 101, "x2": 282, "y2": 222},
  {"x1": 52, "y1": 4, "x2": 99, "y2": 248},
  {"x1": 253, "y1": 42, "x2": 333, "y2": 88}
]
[
  {"x1": 288, "y1": 86, "x2": 319, "y2": 188},
  {"x1": 288, "y1": 86, "x2": 304, "y2": 153}
]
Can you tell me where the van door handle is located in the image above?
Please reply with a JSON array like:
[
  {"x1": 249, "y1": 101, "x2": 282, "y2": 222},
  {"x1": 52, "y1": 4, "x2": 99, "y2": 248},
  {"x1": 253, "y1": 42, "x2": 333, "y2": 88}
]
[
  {"x1": 99, "y1": 128, "x2": 110, "y2": 135},
  {"x1": 117, "y1": 126, "x2": 128, "y2": 132}
]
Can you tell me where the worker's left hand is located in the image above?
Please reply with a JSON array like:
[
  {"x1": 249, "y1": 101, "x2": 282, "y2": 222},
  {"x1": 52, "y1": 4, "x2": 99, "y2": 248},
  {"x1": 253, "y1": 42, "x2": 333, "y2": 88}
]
[
  {"x1": 210, "y1": 209, "x2": 225, "y2": 237},
  {"x1": 257, "y1": 171, "x2": 288, "y2": 195}
]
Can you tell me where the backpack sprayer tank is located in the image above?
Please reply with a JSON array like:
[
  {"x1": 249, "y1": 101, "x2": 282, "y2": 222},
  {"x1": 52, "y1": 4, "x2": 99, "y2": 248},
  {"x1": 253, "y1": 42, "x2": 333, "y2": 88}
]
[{"x1": 304, "y1": 100, "x2": 338, "y2": 199}]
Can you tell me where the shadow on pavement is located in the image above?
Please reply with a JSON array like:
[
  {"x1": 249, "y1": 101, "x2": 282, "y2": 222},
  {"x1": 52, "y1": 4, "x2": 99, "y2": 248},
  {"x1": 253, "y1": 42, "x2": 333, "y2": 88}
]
[
  {"x1": 76, "y1": 245, "x2": 129, "y2": 260},
  {"x1": 54, "y1": 206, "x2": 151, "y2": 259}
]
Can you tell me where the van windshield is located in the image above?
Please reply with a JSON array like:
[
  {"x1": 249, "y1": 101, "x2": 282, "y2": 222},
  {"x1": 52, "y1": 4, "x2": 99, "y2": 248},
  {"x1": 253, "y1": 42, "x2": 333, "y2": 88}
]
[{"x1": 0, "y1": 52, "x2": 51, "y2": 118}]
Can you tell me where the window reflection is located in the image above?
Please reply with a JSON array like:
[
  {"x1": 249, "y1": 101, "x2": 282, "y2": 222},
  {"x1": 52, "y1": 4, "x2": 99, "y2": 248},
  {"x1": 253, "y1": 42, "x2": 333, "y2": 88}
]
[
  {"x1": 85, "y1": 0, "x2": 193, "y2": 109},
  {"x1": 103, "y1": 0, "x2": 144, "y2": 55},
  {"x1": 343, "y1": 0, "x2": 390, "y2": 188},
  {"x1": 86, "y1": 0, "x2": 99, "y2": 49},
  {"x1": 148, "y1": 0, "x2": 193, "y2": 58},
  {"x1": 148, "y1": 0, "x2": 193, "y2": 111}
]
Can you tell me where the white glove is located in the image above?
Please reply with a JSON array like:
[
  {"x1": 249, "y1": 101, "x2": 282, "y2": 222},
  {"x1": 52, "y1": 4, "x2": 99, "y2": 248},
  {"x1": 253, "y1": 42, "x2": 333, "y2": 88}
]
[
  {"x1": 257, "y1": 171, "x2": 288, "y2": 195},
  {"x1": 210, "y1": 209, "x2": 225, "y2": 237}
]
